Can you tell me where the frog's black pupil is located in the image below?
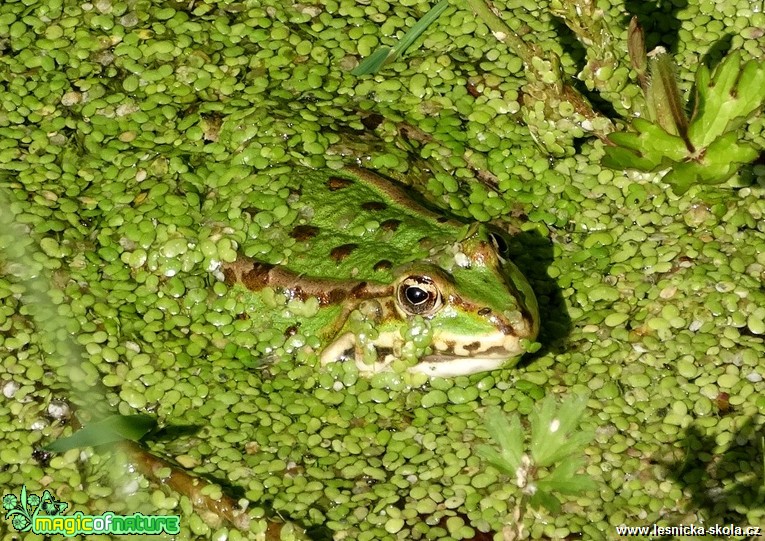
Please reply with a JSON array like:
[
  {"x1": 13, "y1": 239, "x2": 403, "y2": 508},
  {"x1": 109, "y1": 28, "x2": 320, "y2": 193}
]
[
  {"x1": 490, "y1": 232, "x2": 508, "y2": 255},
  {"x1": 405, "y1": 286, "x2": 429, "y2": 305}
]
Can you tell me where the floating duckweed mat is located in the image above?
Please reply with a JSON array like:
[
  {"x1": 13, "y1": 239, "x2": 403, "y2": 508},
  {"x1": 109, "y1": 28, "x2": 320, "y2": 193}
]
[{"x1": 1, "y1": 0, "x2": 764, "y2": 539}]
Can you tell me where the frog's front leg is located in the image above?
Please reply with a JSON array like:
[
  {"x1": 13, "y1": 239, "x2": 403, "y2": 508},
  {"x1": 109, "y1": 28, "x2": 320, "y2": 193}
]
[
  {"x1": 320, "y1": 299, "x2": 391, "y2": 373},
  {"x1": 319, "y1": 331, "x2": 356, "y2": 366}
]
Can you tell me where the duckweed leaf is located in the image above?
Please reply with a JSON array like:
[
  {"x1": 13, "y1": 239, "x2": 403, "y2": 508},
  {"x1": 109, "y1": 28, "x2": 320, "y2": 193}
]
[{"x1": 45, "y1": 414, "x2": 156, "y2": 452}]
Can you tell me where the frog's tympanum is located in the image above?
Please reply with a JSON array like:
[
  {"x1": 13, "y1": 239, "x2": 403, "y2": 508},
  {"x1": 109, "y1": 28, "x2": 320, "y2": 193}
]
[{"x1": 221, "y1": 166, "x2": 539, "y2": 377}]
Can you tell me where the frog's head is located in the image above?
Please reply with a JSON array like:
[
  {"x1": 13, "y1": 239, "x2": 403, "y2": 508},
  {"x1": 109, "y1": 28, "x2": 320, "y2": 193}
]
[
  {"x1": 389, "y1": 225, "x2": 539, "y2": 377},
  {"x1": 317, "y1": 223, "x2": 539, "y2": 377}
]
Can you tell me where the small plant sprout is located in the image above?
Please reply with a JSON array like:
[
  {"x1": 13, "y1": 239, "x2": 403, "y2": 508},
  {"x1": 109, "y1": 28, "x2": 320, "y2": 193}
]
[
  {"x1": 603, "y1": 19, "x2": 765, "y2": 194},
  {"x1": 477, "y1": 394, "x2": 597, "y2": 539}
]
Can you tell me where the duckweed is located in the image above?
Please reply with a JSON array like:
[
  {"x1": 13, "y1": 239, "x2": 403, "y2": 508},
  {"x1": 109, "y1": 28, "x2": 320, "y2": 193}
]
[{"x1": 1, "y1": 0, "x2": 764, "y2": 539}]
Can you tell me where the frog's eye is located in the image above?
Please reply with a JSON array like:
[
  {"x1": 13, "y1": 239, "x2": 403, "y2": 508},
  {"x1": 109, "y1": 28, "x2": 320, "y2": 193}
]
[
  {"x1": 488, "y1": 231, "x2": 510, "y2": 258},
  {"x1": 397, "y1": 276, "x2": 442, "y2": 316}
]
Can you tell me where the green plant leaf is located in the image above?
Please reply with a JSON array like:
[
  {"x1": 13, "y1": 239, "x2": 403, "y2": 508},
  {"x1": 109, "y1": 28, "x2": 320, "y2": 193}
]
[
  {"x1": 350, "y1": 47, "x2": 393, "y2": 76},
  {"x1": 603, "y1": 49, "x2": 764, "y2": 195},
  {"x1": 542, "y1": 456, "x2": 584, "y2": 480},
  {"x1": 630, "y1": 118, "x2": 689, "y2": 160},
  {"x1": 44, "y1": 414, "x2": 156, "y2": 452},
  {"x1": 541, "y1": 430, "x2": 595, "y2": 467},
  {"x1": 646, "y1": 50, "x2": 690, "y2": 141},
  {"x1": 530, "y1": 394, "x2": 593, "y2": 468},
  {"x1": 689, "y1": 52, "x2": 765, "y2": 148},
  {"x1": 537, "y1": 473, "x2": 599, "y2": 495},
  {"x1": 476, "y1": 445, "x2": 517, "y2": 477},
  {"x1": 602, "y1": 118, "x2": 688, "y2": 172},
  {"x1": 548, "y1": 394, "x2": 589, "y2": 437},
  {"x1": 628, "y1": 17, "x2": 647, "y2": 88},
  {"x1": 536, "y1": 457, "x2": 599, "y2": 495},
  {"x1": 480, "y1": 407, "x2": 524, "y2": 473},
  {"x1": 601, "y1": 139, "x2": 658, "y2": 171},
  {"x1": 528, "y1": 395, "x2": 557, "y2": 464},
  {"x1": 697, "y1": 131, "x2": 759, "y2": 180},
  {"x1": 529, "y1": 489, "x2": 561, "y2": 514},
  {"x1": 662, "y1": 132, "x2": 759, "y2": 194},
  {"x1": 352, "y1": 0, "x2": 450, "y2": 75}
]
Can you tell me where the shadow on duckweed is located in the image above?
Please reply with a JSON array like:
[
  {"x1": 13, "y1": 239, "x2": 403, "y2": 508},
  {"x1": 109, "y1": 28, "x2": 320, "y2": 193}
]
[
  {"x1": 624, "y1": 0, "x2": 688, "y2": 53},
  {"x1": 507, "y1": 229, "x2": 572, "y2": 367},
  {"x1": 661, "y1": 418, "x2": 764, "y2": 533}
]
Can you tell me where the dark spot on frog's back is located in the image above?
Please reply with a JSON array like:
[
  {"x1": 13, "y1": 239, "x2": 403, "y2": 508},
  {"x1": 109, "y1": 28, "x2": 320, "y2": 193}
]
[
  {"x1": 319, "y1": 288, "x2": 348, "y2": 306},
  {"x1": 327, "y1": 176, "x2": 353, "y2": 191},
  {"x1": 349, "y1": 281, "x2": 370, "y2": 298},
  {"x1": 362, "y1": 201, "x2": 387, "y2": 212},
  {"x1": 223, "y1": 260, "x2": 273, "y2": 290},
  {"x1": 243, "y1": 262, "x2": 274, "y2": 290},
  {"x1": 290, "y1": 224, "x2": 320, "y2": 241},
  {"x1": 374, "y1": 259, "x2": 393, "y2": 272},
  {"x1": 380, "y1": 219, "x2": 401, "y2": 232},
  {"x1": 330, "y1": 243, "x2": 358, "y2": 262}
]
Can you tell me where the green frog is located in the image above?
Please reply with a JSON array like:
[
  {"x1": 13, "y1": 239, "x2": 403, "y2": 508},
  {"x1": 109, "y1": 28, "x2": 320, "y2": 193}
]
[{"x1": 220, "y1": 166, "x2": 539, "y2": 377}]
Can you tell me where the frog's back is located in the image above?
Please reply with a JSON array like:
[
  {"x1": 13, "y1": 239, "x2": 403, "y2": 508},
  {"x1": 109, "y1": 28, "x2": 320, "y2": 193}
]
[{"x1": 264, "y1": 167, "x2": 465, "y2": 282}]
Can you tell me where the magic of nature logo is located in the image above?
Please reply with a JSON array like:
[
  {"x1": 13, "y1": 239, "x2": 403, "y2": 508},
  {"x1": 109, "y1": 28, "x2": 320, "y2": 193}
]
[{"x1": 3, "y1": 485, "x2": 180, "y2": 536}]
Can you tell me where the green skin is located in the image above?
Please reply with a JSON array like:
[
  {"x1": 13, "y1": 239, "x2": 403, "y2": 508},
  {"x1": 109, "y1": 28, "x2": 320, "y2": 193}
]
[{"x1": 221, "y1": 166, "x2": 539, "y2": 377}]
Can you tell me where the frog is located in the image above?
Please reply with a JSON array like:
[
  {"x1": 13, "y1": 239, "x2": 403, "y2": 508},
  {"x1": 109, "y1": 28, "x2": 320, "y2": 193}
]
[{"x1": 219, "y1": 165, "x2": 539, "y2": 377}]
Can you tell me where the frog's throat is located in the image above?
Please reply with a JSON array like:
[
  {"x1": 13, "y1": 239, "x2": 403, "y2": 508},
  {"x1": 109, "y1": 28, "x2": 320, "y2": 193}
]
[
  {"x1": 222, "y1": 256, "x2": 392, "y2": 305},
  {"x1": 409, "y1": 356, "x2": 510, "y2": 377}
]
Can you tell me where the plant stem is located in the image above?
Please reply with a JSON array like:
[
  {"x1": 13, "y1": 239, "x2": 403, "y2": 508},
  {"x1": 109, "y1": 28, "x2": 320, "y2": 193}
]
[{"x1": 464, "y1": 0, "x2": 539, "y2": 69}]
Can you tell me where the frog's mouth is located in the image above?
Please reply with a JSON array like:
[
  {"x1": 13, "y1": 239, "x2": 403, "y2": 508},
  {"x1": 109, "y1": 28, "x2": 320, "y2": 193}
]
[
  {"x1": 411, "y1": 328, "x2": 533, "y2": 377},
  {"x1": 321, "y1": 322, "x2": 534, "y2": 378}
]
